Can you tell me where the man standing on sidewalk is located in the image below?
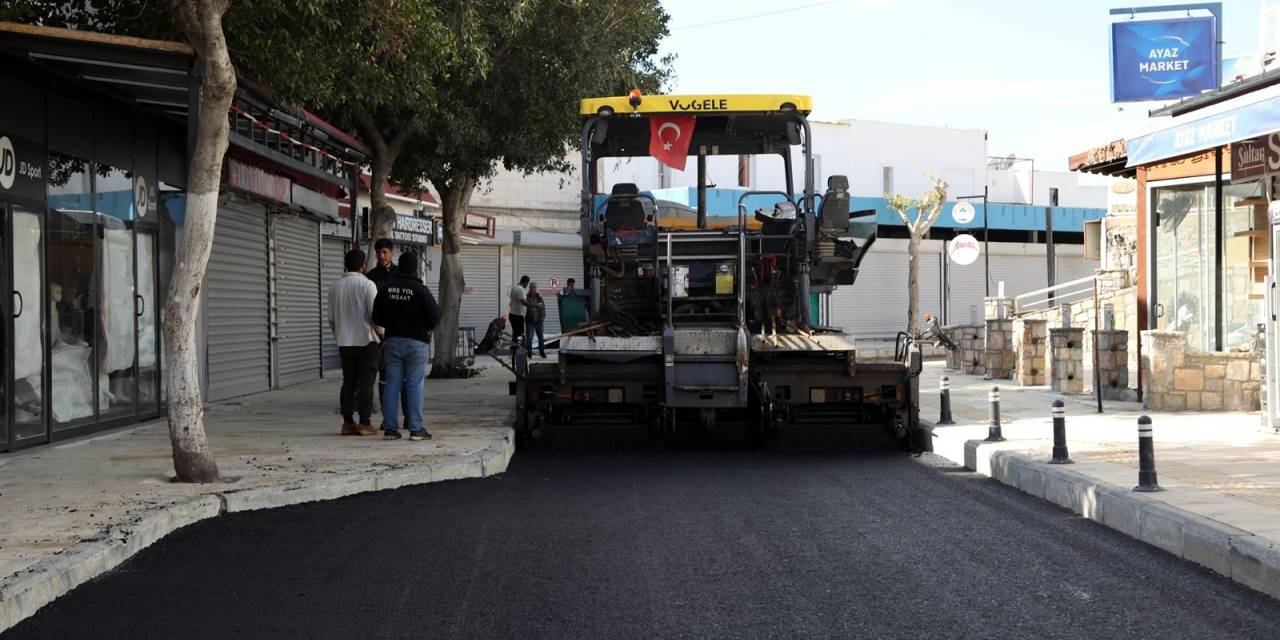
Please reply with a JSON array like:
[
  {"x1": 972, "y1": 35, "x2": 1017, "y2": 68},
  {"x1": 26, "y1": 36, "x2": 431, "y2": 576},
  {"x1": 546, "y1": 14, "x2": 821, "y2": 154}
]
[
  {"x1": 508, "y1": 275, "x2": 530, "y2": 356},
  {"x1": 365, "y1": 237, "x2": 408, "y2": 425},
  {"x1": 526, "y1": 281, "x2": 547, "y2": 358},
  {"x1": 373, "y1": 251, "x2": 440, "y2": 441},
  {"x1": 365, "y1": 237, "x2": 396, "y2": 290},
  {"x1": 328, "y1": 249, "x2": 380, "y2": 436}
]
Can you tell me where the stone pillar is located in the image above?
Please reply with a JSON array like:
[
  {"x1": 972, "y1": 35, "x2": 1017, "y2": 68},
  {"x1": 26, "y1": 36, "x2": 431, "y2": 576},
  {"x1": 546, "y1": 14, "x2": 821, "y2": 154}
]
[
  {"x1": 1093, "y1": 329, "x2": 1129, "y2": 400},
  {"x1": 944, "y1": 324, "x2": 985, "y2": 376},
  {"x1": 985, "y1": 318, "x2": 1014, "y2": 380},
  {"x1": 1140, "y1": 330, "x2": 1187, "y2": 411},
  {"x1": 984, "y1": 296, "x2": 1014, "y2": 321},
  {"x1": 1012, "y1": 318, "x2": 1046, "y2": 386},
  {"x1": 1049, "y1": 327, "x2": 1084, "y2": 394}
]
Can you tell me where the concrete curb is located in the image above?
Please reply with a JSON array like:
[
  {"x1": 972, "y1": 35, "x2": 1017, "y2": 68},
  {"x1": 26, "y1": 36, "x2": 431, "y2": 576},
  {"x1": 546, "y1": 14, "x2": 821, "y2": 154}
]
[
  {"x1": 926, "y1": 422, "x2": 1280, "y2": 601},
  {"x1": 0, "y1": 427, "x2": 515, "y2": 634}
]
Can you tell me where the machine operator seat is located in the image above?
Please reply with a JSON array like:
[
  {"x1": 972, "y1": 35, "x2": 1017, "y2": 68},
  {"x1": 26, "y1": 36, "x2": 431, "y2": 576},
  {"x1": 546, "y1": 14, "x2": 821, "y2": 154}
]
[
  {"x1": 820, "y1": 175, "x2": 851, "y2": 232},
  {"x1": 604, "y1": 183, "x2": 650, "y2": 230}
]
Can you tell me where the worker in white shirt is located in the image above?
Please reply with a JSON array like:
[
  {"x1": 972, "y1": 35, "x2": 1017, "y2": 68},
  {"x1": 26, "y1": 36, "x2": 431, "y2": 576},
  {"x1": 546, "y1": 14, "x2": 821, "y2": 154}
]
[{"x1": 328, "y1": 248, "x2": 381, "y2": 436}]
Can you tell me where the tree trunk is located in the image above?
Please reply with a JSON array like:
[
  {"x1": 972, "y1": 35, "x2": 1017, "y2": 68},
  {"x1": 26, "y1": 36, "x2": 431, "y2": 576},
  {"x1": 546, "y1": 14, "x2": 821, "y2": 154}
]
[
  {"x1": 430, "y1": 174, "x2": 477, "y2": 378},
  {"x1": 907, "y1": 235, "x2": 921, "y2": 337},
  {"x1": 368, "y1": 153, "x2": 396, "y2": 243},
  {"x1": 164, "y1": 0, "x2": 235, "y2": 482}
]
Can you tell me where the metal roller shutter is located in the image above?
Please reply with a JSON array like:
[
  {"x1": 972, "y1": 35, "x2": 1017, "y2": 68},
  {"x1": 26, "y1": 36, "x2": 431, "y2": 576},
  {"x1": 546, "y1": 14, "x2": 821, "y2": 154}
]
[
  {"x1": 992, "y1": 254, "x2": 1056, "y2": 302},
  {"x1": 459, "y1": 245, "x2": 502, "y2": 331},
  {"x1": 1056, "y1": 252, "x2": 1099, "y2": 285},
  {"x1": 947, "y1": 258, "x2": 988, "y2": 326},
  {"x1": 320, "y1": 236, "x2": 348, "y2": 371},
  {"x1": 943, "y1": 247, "x2": 1098, "y2": 324},
  {"x1": 515, "y1": 246, "x2": 580, "y2": 332},
  {"x1": 274, "y1": 215, "x2": 322, "y2": 387},
  {"x1": 830, "y1": 246, "x2": 942, "y2": 339},
  {"x1": 206, "y1": 201, "x2": 270, "y2": 402}
]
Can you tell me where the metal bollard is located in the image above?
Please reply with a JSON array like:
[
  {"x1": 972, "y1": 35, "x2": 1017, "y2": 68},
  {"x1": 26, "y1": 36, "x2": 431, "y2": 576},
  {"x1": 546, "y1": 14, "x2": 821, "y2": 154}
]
[
  {"x1": 938, "y1": 376, "x2": 956, "y2": 425},
  {"x1": 985, "y1": 386, "x2": 1005, "y2": 442},
  {"x1": 1049, "y1": 399, "x2": 1072, "y2": 464},
  {"x1": 1133, "y1": 415, "x2": 1164, "y2": 492}
]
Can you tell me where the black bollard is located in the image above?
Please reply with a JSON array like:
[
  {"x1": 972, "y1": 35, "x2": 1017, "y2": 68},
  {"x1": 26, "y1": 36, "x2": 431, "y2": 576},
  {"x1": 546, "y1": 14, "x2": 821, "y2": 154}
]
[
  {"x1": 1049, "y1": 399, "x2": 1073, "y2": 464},
  {"x1": 938, "y1": 376, "x2": 956, "y2": 425},
  {"x1": 1133, "y1": 415, "x2": 1163, "y2": 492},
  {"x1": 985, "y1": 386, "x2": 1005, "y2": 442}
]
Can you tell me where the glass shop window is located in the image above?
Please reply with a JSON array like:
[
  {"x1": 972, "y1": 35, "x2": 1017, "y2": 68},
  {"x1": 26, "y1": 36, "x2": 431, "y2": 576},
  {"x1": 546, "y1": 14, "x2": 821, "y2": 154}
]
[{"x1": 47, "y1": 153, "x2": 98, "y2": 428}]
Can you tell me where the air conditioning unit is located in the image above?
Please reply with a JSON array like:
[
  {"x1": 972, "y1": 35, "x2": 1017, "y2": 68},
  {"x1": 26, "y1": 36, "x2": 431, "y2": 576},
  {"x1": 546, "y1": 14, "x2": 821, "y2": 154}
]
[{"x1": 1084, "y1": 218, "x2": 1102, "y2": 262}]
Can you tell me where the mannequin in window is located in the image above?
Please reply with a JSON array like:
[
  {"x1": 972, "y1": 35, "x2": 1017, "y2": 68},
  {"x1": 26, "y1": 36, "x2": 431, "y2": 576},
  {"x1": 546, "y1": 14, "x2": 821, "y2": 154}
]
[{"x1": 50, "y1": 282, "x2": 63, "y2": 346}]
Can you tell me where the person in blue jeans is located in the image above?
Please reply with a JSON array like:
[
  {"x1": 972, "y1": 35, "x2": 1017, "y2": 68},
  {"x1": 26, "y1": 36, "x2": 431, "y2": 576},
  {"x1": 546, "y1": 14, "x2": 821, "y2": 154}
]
[{"x1": 371, "y1": 251, "x2": 440, "y2": 440}]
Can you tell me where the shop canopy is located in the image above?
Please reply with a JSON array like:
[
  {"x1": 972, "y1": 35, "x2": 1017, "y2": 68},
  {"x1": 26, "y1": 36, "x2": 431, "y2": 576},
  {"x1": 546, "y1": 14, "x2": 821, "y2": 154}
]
[
  {"x1": 1126, "y1": 91, "x2": 1280, "y2": 167},
  {"x1": 0, "y1": 21, "x2": 369, "y2": 204}
]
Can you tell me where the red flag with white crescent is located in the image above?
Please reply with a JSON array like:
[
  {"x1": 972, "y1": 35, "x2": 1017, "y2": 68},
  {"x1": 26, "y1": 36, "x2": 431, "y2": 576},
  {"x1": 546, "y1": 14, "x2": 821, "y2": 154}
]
[{"x1": 649, "y1": 116, "x2": 695, "y2": 171}]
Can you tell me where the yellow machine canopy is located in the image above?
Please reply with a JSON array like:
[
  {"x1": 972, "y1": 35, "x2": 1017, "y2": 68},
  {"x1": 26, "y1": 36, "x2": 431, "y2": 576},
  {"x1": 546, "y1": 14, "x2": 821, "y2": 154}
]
[
  {"x1": 579, "y1": 93, "x2": 813, "y2": 160},
  {"x1": 579, "y1": 93, "x2": 812, "y2": 117}
]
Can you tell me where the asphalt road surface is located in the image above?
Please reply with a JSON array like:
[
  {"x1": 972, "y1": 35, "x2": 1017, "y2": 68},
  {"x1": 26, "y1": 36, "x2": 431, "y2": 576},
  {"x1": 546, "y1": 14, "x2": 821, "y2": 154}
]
[{"x1": 9, "y1": 446, "x2": 1280, "y2": 639}]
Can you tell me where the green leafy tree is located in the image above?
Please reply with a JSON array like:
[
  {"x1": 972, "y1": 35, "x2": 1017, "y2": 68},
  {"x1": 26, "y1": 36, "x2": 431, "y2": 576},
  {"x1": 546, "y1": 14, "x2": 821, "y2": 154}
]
[
  {"x1": 886, "y1": 176, "x2": 949, "y2": 336},
  {"x1": 392, "y1": 0, "x2": 672, "y2": 376},
  {"x1": 221, "y1": 1, "x2": 456, "y2": 242}
]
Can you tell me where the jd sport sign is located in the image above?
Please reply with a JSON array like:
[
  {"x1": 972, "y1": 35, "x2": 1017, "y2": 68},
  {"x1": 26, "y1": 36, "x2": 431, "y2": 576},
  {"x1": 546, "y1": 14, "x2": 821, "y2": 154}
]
[{"x1": 0, "y1": 132, "x2": 46, "y2": 201}]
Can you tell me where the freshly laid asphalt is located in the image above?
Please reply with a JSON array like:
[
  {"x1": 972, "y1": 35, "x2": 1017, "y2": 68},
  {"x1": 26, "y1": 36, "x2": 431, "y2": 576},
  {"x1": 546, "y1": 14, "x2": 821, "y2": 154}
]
[{"x1": 8, "y1": 445, "x2": 1280, "y2": 639}]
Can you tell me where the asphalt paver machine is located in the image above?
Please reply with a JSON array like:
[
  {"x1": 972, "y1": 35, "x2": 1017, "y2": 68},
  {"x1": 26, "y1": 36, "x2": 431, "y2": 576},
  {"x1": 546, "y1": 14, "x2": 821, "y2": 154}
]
[{"x1": 515, "y1": 93, "x2": 921, "y2": 447}]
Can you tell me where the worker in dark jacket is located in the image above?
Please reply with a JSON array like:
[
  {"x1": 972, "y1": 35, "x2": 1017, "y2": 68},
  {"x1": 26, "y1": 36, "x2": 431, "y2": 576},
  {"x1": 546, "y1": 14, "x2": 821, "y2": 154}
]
[
  {"x1": 366, "y1": 236, "x2": 405, "y2": 424},
  {"x1": 365, "y1": 237, "x2": 396, "y2": 291},
  {"x1": 372, "y1": 251, "x2": 441, "y2": 441}
]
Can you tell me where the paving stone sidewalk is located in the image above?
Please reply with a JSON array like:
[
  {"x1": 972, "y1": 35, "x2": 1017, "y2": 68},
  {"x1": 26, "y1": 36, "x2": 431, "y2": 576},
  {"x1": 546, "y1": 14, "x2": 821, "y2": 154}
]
[
  {"x1": 0, "y1": 362, "x2": 515, "y2": 632},
  {"x1": 918, "y1": 359, "x2": 1280, "y2": 598}
]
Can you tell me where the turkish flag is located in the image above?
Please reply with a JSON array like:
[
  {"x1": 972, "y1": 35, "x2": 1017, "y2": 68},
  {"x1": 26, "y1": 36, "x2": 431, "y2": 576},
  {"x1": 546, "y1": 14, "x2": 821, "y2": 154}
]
[{"x1": 649, "y1": 116, "x2": 696, "y2": 171}]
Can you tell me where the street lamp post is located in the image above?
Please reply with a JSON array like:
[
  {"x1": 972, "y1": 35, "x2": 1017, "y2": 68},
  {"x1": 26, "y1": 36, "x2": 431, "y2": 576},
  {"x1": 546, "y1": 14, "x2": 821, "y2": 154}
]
[{"x1": 956, "y1": 191, "x2": 989, "y2": 297}]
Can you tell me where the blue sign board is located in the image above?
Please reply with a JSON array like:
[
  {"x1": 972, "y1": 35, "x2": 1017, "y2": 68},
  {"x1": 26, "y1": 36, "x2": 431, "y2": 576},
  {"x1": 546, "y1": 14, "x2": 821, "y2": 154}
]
[
  {"x1": 1126, "y1": 95, "x2": 1280, "y2": 166},
  {"x1": 1111, "y1": 17, "x2": 1218, "y2": 103}
]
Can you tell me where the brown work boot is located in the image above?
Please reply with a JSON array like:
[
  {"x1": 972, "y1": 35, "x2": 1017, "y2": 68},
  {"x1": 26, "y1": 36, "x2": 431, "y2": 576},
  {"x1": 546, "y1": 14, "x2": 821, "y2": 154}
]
[
  {"x1": 340, "y1": 420, "x2": 361, "y2": 435},
  {"x1": 355, "y1": 423, "x2": 379, "y2": 436}
]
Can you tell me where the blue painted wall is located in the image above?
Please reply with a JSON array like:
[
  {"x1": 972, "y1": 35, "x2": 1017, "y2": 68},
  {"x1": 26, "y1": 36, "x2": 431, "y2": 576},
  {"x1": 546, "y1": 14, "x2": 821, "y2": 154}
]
[{"x1": 595, "y1": 188, "x2": 1105, "y2": 233}]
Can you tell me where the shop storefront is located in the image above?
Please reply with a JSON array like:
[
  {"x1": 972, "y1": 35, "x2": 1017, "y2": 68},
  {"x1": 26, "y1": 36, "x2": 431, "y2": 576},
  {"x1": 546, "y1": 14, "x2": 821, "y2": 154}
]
[
  {"x1": 1143, "y1": 146, "x2": 1269, "y2": 354},
  {"x1": 0, "y1": 23, "x2": 367, "y2": 449},
  {"x1": 0, "y1": 74, "x2": 177, "y2": 449},
  {"x1": 1073, "y1": 86, "x2": 1280, "y2": 414}
]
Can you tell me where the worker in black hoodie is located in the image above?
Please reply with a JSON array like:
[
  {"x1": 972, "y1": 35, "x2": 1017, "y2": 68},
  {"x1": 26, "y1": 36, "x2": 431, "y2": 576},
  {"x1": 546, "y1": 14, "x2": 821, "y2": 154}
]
[{"x1": 372, "y1": 251, "x2": 441, "y2": 441}]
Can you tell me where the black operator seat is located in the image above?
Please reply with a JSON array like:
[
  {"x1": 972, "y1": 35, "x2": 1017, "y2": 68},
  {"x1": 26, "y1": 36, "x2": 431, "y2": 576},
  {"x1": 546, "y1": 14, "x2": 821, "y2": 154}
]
[
  {"x1": 820, "y1": 175, "x2": 850, "y2": 231},
  {"x1": 604, "y1": 183, "x2": 650, "y2": 230}
]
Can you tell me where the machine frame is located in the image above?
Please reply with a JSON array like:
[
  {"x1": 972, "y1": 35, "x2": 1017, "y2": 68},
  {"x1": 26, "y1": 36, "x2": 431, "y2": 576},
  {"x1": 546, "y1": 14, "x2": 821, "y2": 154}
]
[{"x1": 515, "y1": 93, "x2": 920, "y2": 447}]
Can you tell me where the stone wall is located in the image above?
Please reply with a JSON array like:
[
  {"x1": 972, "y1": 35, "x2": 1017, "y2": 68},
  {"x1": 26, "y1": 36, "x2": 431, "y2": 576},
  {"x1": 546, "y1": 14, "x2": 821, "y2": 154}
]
[
  {"x1": 1015, "y1": 269, "x2": 1138, "y2": 373},
  {"x1": 985, "y1": 319, "x2": 1014, "y2": 380},
  {"x1": 1094, "y1": 329, "x2": 1130, "y2": 401},
  {"x1": 943, "y1": 325, "x2": 986, "y2": 376},
  {"x1": 1049, "y1": 327, "x2": 1084, "y2": 394},
  {"x1": 1105, "y1": 216, "x2": 1137, "y2": 271},
  {"x1": 1012, "y1": 319, "x2": 1046, "y2": 386},
  {"x1": 1140, "y1": 330, "x2": 1261, "y2": 412},
  {"x1": 983, "y1": 297, "x2": 1015, "y2": 379},
  {"x1": 856, "y1": 341, "x2": 946, "y2": 362}
]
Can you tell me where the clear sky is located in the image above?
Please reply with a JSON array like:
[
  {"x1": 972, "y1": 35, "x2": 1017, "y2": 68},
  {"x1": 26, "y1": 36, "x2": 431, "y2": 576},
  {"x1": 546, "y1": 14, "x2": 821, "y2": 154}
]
[{"x1": 659, "y1": 0, "x2": 1261, "y2": 172}]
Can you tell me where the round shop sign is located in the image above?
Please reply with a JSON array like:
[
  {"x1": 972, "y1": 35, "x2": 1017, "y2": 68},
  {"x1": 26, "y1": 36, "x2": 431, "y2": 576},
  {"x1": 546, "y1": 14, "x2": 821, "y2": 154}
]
[
  {"x1": 134, "y1": 176, "x2": 150, "y2": 217},
  {"x1": 0, "y1": 136, "x2": 15, "y2": 191},
  {"x1": 948, "y1": 233, "x2": 980, "y2": 266},
  {"x1": 952, "y1": 201, "x2": 975, "y2": 224}
]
